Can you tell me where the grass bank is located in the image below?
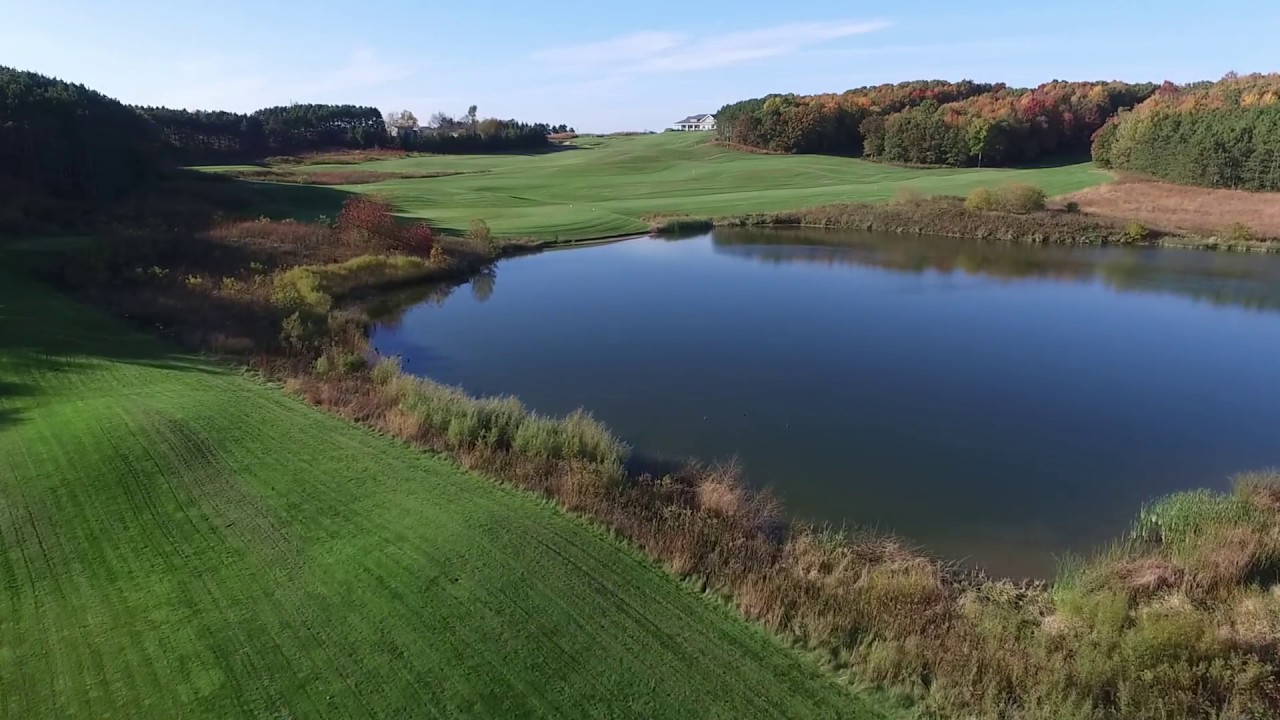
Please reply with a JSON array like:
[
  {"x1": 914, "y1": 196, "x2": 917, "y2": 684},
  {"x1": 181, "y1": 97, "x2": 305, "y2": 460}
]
[{"x1": 0, "y1": 266, "x2": 895, "y2": 718}]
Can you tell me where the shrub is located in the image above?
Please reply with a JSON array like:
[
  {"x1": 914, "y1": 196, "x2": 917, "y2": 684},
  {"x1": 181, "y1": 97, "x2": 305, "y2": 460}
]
[
  {"x1": 1224, "y1": 222, "x2": 1255, "y2": 244},
  {"x1": 279, "y1": 311, "x2": 323, "y2": 351},
  {"x1": 1064, "y1": 201, "x2": 1081, "y2": 214},
  {"x1": 403, "y1": 223, "x2": 435, "y2": 254},
  {"x1": 648, "y1": 216, "x2": 715, "y2": 234},
  {"x1": 429, "y1": 245, "x2": 449, "y2": 266},
  {"x1": 559, "y1": 409, "x2": 628, "y2": 468},
  {"x1": 513, "y1": 415, "x2": 567, "y2": 461},
  {"x1": 468, "y1": 218, "x2": 494, "y2": 245},
  {"x1": 312, "y1": 354, "x2": 332, "y2": 375},
  {"x1": 1123, "y1": 220, "x2": 1149, "y2": 243},
  {"x1": 336, "y1": 352, "x2": 366, "y2": 374},
  {"x1": 964, "y1": 186, "x2": 996, "y2": 211},
  {"x1": 337, "y1": 196, "x2": 400, "y2": 248},
  {"x1": 371, "y1": 356, "x2": 402, "y2": 386},
  {"x1": 275, "y1": 255, "x2": 437, "y2": 313},
  {"x1": 273, "y1": 267, "x2": 331, "y2": 313},
  {"x1": 995, "y1": 184, "x2": 1047, "y2": 214},
  {"x1": 893, "y1": 187, "x2": 926, "y2": 207}
]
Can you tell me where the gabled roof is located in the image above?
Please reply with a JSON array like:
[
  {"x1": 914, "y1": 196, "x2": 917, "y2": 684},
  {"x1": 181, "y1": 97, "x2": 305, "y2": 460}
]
[{"x1": 675, "y1": 114, "x2": 715, "y2": 124}]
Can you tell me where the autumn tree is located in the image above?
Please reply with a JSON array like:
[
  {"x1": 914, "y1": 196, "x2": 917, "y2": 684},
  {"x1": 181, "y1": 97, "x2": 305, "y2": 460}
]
[
  {"x1": 716, "y1": 79, "x2": 1157, "y2": 167},
  {"x1": 1094, "y1": 73, "x2": 1280, "y2": 190}
]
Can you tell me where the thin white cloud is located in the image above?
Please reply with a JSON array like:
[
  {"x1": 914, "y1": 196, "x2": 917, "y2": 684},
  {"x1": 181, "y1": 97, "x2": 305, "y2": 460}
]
[
  {"x1": 533, "y1": 20, "x2": 892, "y2": 77},
  {"x1": 533, "y1": 31, "x2": 686, "y2": 67}
]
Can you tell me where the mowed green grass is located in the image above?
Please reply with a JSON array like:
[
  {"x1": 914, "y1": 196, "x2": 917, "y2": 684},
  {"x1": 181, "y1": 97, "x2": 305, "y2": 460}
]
[
  {"x1": 207, "y1": 132, "x2": 1110, "y2": 240},
  {"x1": 0, "y1": 269, "x2": 893, "y2": 719}
]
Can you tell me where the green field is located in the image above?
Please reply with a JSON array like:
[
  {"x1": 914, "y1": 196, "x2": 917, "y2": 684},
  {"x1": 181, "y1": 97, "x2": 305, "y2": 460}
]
[
  {"x1": 0, "y1": 265, "x2": 895, "y2": 718},
  {"x1": 208, "y1": 132, "x2": 1110, "y2": 241}
]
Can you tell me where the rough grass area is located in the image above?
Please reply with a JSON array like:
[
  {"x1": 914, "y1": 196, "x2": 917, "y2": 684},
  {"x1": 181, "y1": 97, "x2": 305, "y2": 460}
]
[
  {"x1": 0, "y1": 270, "x2": 892, "y2": 719},
  {"x1": 200, "y1": 132, "x2": 1109, "y2": 241},
  {"x1": 1063, "y1": 176, "x2": 1280, "y2": 239}
]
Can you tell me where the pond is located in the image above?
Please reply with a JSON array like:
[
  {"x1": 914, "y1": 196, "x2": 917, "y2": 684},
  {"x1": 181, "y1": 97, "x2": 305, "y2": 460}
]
[{"x1": 370, "y1": 229, "x2": 1280, "y2": 577}]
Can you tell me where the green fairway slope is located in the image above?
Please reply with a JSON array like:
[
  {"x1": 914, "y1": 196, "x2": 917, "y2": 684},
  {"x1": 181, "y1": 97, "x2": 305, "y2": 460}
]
[
  {"x1": 208, "y1": 132, "x2": 1108, "y2": 240},
  {"x1": 0, "y1": 270, "x2": 891, "y2": 719}
]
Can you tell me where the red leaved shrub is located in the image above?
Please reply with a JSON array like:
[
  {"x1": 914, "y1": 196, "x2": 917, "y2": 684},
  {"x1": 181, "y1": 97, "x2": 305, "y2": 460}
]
[
  {"x1": 337, "y1": 196, "x2": 400, "y2": 248},
  {"x1": 403, "y1": 223, "x2": 435, "y2": 254}
]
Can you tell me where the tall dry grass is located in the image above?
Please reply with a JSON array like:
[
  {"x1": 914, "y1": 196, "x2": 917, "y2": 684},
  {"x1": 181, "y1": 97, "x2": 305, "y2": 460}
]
[
  {"x1": 1063, "y1": 176, "x2": 1280, "y2": 239},
  {"x1": 286, "y1": 347, "x2": 1280, "y2": 719}
]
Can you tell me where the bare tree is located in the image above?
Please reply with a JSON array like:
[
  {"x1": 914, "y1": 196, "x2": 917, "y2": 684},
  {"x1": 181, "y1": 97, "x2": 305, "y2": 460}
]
[{"x1": 385, "y1": 109, "x2": 419, "y2": 130}]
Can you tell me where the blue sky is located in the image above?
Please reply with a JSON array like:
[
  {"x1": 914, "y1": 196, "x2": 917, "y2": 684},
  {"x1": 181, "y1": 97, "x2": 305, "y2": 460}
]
[{"x1": 4, "y1": 0, "x2": 1278, "y2": 132}]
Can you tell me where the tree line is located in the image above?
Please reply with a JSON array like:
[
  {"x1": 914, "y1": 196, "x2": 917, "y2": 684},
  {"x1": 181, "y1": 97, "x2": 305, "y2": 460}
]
[
  {"x1": 1092, "y1": 73, "x2": 1280, "y2": 191},
  {"x1": 383, "y1": 107, "x2": 569, "y2": 154},
  {"x1": 137, "y1": 104, "x2": 386, "y2": 162},
  {"x1": 141, "y1": 104, "x2": 568, "y2": 162},
  {"x1": 716, "y1": 80, "x2": 1157, "y2": 167},
  {"x1": 1, "y1": 66, "x2": 161, "y2": 201},
  {"x1": 0, "y1": 66, "x2": 572, "y2": 206}
]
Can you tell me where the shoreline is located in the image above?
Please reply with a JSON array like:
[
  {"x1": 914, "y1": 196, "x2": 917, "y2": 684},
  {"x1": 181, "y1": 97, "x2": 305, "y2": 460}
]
[
  {"x1": 512, "y1": 203, "x2": 1280, "y2": 254},
  {"x1": 17, "y1": 187, "x2": 1280, "y2": 719},
  {"x1": 636, "y1": 200, "x2": 1280, "y2": 254}
]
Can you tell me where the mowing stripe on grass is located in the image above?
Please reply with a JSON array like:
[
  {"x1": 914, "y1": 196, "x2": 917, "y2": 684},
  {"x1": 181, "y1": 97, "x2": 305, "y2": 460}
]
[
  {"x1": 203, "y1": 132, "x2": 1108, "y2": 241},
  {"x1": 0, "y1": 271, "x2": 897, "y2": 718}
]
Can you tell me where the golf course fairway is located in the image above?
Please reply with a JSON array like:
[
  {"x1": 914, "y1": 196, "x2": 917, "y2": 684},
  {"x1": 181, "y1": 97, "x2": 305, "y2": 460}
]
[{"x1": 206, "y1": 131, "x2": 1108, "y2": 241}]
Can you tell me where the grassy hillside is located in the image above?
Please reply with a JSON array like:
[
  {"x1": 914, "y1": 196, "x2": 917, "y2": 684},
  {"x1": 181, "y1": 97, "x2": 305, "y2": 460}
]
[
  {"x1": 205, "y1": 132, "x2": 1109, "y2": 240},
  {"x1": 0, "y1": 267, "x2": 892, "y2": 719}
]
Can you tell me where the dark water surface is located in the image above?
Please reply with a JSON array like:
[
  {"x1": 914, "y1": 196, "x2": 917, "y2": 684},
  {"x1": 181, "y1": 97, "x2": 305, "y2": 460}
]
[{"x1": 371, "y1": 229, "x2": 1280, "y2": 577}]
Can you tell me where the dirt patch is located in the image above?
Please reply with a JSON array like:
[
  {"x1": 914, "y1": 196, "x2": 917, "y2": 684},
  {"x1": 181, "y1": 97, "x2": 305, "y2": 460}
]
[{"x1": 1062, "y1": 176, "x2": 1280, "y2": 239}]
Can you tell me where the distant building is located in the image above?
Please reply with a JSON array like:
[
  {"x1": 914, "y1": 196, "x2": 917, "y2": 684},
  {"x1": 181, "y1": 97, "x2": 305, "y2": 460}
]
[
  {"x1": 674, "y1": 114, "x2": 717, "y2": 132},
  {"x1": 387, "y1": 124, "x2": 419, "y2": 139}
]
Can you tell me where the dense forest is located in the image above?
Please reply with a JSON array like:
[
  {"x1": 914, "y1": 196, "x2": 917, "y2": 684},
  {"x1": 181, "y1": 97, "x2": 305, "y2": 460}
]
[
  {"x1": 137, "y1": 104, "x2": 388, "y2": 162},
  {"x1": 1092, "y1": 73, "x2": 1280, "y2": 190},
  {"x1": 0, "y1": 66, "x2": 161, "y2": 201},
  {"x1": 716, "y1": 80, "x2": 1157, "y2": 167}
]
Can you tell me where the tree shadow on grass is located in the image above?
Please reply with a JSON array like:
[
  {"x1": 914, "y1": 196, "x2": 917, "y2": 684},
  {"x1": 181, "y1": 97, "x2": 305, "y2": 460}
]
[
  {"x1": 0, "y1": 267, "x2": 237, "y2": 434},
  {"x1": 0, "y1": 378, "x2": 33, "y2": 434},
  {"x1": 1002, "y1": 150, "x2": 1094, "y2": 170},
  {"x1": 156, "y1": 170, "x2": 356, "y2": 224}
]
